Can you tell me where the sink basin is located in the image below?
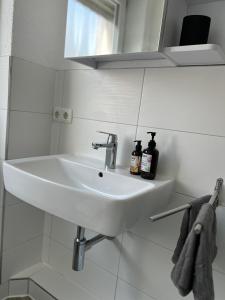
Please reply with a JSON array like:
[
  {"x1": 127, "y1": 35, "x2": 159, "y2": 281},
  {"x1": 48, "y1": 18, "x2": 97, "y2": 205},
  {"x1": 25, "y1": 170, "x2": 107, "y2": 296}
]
[{"x1": 3, "y1": 155, "x2": 173, "y2": 236}]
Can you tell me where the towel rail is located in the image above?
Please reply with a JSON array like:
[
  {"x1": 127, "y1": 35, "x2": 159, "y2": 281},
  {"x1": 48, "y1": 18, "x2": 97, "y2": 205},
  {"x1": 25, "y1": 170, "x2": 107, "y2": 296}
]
[{"x1": 149, "y1": 178, "x2": 223, "y2": 234}]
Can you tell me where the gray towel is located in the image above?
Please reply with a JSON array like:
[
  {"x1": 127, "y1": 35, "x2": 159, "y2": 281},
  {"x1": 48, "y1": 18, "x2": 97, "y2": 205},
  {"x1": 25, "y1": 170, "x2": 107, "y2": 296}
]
[
  {"x1": 172, "y1": 195, "x2": 211, "y2": 264},
  {"x1": 171, "y1": 203, "x2": 217, "y2": 300}
]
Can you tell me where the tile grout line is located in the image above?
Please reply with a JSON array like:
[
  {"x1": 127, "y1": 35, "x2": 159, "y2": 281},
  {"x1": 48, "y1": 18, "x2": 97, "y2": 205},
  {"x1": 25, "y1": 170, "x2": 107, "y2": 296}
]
[
  {"x1": 113, "y1": 232, "x2": 125, "y2": 300},
  {"x1": 55, "y1": 70, "x2": 66, "y2": 155},
  {"x1": 46, "y1": 215, "x2": 54, "y2": 264},
  {"x1": 135, "y1": 68, "x2": 146, "y2": 139},
  {"x1": 70, "y1": 116, "x2": 225, "y2": 140},
  {"x1": 116, "y1": 276, "x2": 158, "y2": 300},
  {"x1": 72, "y1": 115, "x2": 137, "y2": 128},
  {"x1": 2, "y1": 234, "x2": 43, "y2": 255},
  {"x1": 10, "y1": 109, "x2": 52, "y2": 116},
  {"x1": 138, "y1": 124, "x2": 225, "y2": 139}
]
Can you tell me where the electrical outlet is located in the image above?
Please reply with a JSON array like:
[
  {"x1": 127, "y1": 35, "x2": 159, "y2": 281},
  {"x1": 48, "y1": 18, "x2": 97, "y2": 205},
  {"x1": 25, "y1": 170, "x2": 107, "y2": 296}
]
[{"x1": 53, "y1": 107, "x2": 73, "y2": 124}]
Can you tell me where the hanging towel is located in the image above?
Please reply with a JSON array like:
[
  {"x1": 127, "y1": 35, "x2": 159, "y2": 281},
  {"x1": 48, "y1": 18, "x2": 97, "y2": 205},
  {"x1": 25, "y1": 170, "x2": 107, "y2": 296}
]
[
  {"x1": 172, "y1": 195, "x2": 211, "y2": 264},
  {"x1": 171, "y1": 203, "x2": 217, "y2": 300}
]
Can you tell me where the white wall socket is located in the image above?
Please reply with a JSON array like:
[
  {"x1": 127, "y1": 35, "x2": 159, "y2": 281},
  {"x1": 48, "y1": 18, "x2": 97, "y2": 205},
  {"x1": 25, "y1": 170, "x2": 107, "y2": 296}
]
[{"x1": 53, "y1": 107, "x2": 73, "y2": 124}]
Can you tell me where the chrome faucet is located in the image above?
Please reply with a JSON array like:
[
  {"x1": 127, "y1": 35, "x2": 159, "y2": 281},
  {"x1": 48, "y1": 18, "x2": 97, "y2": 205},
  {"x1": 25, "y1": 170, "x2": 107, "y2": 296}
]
[{"x1": 92, "y1": 131, "x2": 118, "y2": 169}]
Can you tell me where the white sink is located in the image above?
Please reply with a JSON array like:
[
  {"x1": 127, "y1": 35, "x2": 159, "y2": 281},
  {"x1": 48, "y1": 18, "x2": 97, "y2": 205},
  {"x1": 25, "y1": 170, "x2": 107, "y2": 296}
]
[{"x1": 3, "y1": 155, "x2": 173, "y2": 236}]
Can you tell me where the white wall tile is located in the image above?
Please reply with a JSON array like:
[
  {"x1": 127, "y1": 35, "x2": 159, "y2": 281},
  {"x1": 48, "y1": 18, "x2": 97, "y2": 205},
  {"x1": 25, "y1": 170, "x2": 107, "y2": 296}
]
[
  {"x1": 0, "y1": 161, "x2": 5, "y2": 207},
  {"x1": 0, "y1": 109, "x2": 8, "y2": 159},
  {"x1": 0, "y1": 56, "x2": 10, "y2": 109},
  {"x1": 214, "y1": 206, "x2": 225, "y2": 274},
  {"x1": 116, "y1": 279, "x2": 155, "y2": 300},
  {"x1": 139, "y1": 67, "x2": 225, "y2": 136},
  {"x1": 50, "y1": 71, "x2": 65, "y2": 154},
  {"x1": 29, "y1": 280, "x2": 55, "y2": 300},
  {"x1": 85, "y1": 229, "x2": 122, "y2": 276},
  {"x1": 51, "y1": 216, "x2": 76, "y2": 249},
  {"x1": 50, "y1": 122, "x2": 61, "y2": 155},
  {"x1": 137, "y1": 126, "x2": 225, "y2": 204},
  {"x1": 51, "y1": 216, "x2": 122, "y2": 275},
  {"x1": 213, "y1": 271, "x2": 225, "y2": 300},
  {"x1": 2, "y1": 236, "x2": 43, "y2": 282},
  {"x1": 62, "y1": 69, "x2": 144, "y2": 125},
  {"x1": 0, "y1": 206, "x2": 2, "y2": 242},
  {"x1": 43, "y1": 213, "x2": 52, "y2": 237},
  {"x1": 188, "y1": 2, "x2": 225, "y2": 51},
  {"x1": 0, "y1": 0, "x2": 14, "y2": 56},
  {"x1": 118, "y1": 232, "x2": 193, "y2": 300},
  {"x1": 8, "y1": 111, "x2": 51, "y2": 159},
  {"x1": 59, "y1": 118, "x2": 136, "y2": 167},
  {"x1": 0, "y1": 281, "x2": 9, "y2": 299},
  {"x1": 11, "y1": 57, "x2": 55, "y2": 114},
  {"x1": 3, "y1": 202, "x2": 44, "y2": 250},
  {"x1": 32, "y1": 267, "x2": 98, "y2": 300},
  {"x1": 49, "y1": 239, "x2": 117, "y2": 300},
  {"x1": 5, "y1": 191, "x2": 21, "y2": 207},
  {"x1": 9, "y1": 279, "x2": 28, "y2": 296},
  {"x1": 130, "y1": 193, "x2": 193, "y2": 251},
  {"x1": 11, "y1": 0, "x2": 89, "y2": 70},
  {"x1": 54, "y1": 71, "x2": 64, "y2": 107},
  {"x1": 42, "y1": 235, "x2": 51, "y2": 263}
]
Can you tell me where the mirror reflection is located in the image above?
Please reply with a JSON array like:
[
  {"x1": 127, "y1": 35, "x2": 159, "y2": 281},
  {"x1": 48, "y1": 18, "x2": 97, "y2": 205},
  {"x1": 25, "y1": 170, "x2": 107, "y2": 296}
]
[{"x1": 65, "y1": 0, "x2": 166, "y2": 57}]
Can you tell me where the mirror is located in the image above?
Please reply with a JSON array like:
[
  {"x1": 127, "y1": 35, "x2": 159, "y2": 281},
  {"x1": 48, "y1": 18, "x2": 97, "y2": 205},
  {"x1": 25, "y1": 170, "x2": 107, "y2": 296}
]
[{"x1": 65, "y1": 0, "x2": 166, "y2": 58}]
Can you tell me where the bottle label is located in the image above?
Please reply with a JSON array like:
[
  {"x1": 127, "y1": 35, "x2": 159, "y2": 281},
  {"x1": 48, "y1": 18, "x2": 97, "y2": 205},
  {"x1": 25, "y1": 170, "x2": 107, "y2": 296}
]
[
  {"x1": 130, "y1": 155, "x2": 141, "y2": 173},
  {"x1": 141, "y1": 153, "x2": 152, "y2": 173}
]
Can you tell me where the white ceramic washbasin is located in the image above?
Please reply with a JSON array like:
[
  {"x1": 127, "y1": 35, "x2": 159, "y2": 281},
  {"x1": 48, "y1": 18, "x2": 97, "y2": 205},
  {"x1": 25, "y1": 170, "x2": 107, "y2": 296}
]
[{"x1": 3, "y1": 155, "x2": 173, "y2": 236}]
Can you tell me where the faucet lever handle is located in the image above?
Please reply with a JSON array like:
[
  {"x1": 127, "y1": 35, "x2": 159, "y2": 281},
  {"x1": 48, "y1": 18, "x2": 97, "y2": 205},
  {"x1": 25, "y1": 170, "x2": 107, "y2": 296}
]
[{"x1": 97, "y1": 131, "x2": 117, "y2": 142}]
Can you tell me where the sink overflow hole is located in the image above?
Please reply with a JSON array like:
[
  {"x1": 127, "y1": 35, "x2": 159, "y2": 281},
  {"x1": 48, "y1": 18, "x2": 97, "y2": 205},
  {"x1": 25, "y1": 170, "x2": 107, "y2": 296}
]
[{"x1": 98, "y1": 172, "x2": 103, "y2": 178}]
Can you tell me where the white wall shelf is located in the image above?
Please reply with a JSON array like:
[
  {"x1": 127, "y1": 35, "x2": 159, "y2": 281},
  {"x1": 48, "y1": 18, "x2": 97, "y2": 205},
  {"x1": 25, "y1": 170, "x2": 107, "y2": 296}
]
[
  {"x1": 164, "y1": 44, "x2": 225, "y2": 66},
  {"x1": 68, "y1": 51, "x2": 176, "y2": 69}
]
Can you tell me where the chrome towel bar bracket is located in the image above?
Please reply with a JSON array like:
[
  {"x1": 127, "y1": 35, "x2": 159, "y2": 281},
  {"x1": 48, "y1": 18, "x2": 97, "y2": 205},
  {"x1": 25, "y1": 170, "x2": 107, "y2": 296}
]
[{"x1": 149, "y1": 178, "x2": 223, "y2": 235}]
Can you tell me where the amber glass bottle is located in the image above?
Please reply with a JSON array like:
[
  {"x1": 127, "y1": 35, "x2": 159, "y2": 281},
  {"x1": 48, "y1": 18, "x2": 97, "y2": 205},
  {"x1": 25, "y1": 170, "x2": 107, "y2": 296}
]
[{"x1": 130, "y1": 140, "x2": 142, "y2": 175}]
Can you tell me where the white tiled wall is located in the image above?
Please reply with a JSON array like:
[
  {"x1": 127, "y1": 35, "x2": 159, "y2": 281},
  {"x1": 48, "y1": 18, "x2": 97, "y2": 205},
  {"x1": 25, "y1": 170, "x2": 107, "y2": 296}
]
[
  {"x1": 11, "y1": 0, "x2": 89, "y2": 70},
  {"x1": 45, "y1": 65, "x2": 225, "y2": 300},
  {"x1": 0, "y1": 55, "x2": 11, "y2": 289},
  {"x1": 0, "y1": 0, "x2": 14, "y2": 56},
  {"x1": 1, "y1": 56, "x2": 55, "y2": 282}
]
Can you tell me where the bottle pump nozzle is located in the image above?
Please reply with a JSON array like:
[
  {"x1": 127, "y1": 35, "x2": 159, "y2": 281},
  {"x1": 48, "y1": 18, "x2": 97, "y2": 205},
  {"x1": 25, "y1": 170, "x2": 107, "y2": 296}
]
[
  {"x1": 147, "y1": 132, "x2": 156, "y2": 149},
  {"x1": 147, "y1": 132, "x2": 156, "y2": 140},
  {"x1": 134, "y1": 140, "x2": 142, "y2": 151}
]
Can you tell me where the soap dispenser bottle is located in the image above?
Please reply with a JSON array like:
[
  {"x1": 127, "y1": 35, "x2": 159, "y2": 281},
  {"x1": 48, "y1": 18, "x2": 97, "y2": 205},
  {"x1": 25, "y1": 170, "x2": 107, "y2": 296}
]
[
  {"x1": 141, "y1": 132, "x2": 159, "y2": 180},
  {"x1": 130, "y1": 140, "x2": 142, "y2": 175}
]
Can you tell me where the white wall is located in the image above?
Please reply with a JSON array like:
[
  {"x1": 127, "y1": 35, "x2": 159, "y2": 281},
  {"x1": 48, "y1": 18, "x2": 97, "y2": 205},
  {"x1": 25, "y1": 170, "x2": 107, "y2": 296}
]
[
  {"x1": 44, "y1": 64, "x2": 225, "y2": 300},
  {"x1": 188, "y1": 1, "x2": 225, "y2": 51},
  {"x1": 0, "y1": 0, "x2": 14, "y2": 289},
  {"x1": 0, "y1": 56, "x2": 10, "y2": 289},
  {"x1": 0, "y1": 0, "x2": 59, "y2": 285},
  {"x1": 0, "y1": 0, "x2": 14, "y2": 56},
  {"x1": 11, "y1": 0, "x2": 89, "y2": 70},
  {"x1": 1, "y1": 56, "x2": 55, "y2": 283}
]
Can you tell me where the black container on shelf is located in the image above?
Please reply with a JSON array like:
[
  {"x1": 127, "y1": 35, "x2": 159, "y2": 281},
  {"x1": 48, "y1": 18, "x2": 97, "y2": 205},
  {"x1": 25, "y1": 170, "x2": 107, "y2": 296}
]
[{"x1": 180, "y1": 15, "x2": 211, "y2": 46}]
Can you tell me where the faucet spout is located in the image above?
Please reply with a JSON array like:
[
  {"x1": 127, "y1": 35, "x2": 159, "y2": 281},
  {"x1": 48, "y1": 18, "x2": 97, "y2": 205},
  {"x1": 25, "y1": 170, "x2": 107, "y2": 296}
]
[
  {"x1": 92, "y1": 142, "x2": 114, "y2": 150},
  {"x1": 92, "y1": 132, "x2": 118, "y2": 169}
]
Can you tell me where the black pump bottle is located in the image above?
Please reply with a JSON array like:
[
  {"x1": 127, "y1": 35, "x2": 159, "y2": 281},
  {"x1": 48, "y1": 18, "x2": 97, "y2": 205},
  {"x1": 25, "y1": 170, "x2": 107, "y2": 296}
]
[
  {"x1": 130, "y1": 140, "x2": 142, "y2": 175},
  {"x1": 141, "y1": 132, "x2": 159, "y2": 180}
]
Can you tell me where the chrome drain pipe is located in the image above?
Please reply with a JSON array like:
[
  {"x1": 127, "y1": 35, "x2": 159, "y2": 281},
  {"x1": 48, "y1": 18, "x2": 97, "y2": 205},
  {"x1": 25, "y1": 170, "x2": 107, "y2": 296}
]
[{"x1": 72, "y1": 226, "x2": 112, "y2": 271}]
